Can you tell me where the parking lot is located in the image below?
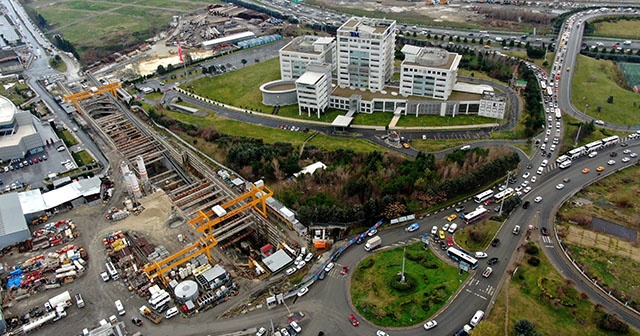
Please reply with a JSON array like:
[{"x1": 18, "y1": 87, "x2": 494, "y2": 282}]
[{"x1": 1, "y1": 141, "x2": 77, "y2": 192}]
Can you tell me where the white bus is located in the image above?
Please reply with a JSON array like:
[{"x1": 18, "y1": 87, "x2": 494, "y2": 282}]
[
  {"x1": 584, "y1": 140, "x2": 603, "y2": 153},
  {"x1": 493, "y1": 188, "x2": 514, "y2": 203},
  {"x1": 446, "y1": 247, "x2": 478, "y2": 269},
  {"x1": 567, "y1": 147, "x2": 585, "y2": 160},
  {"x1": 473, "y1": 190, "x2": 494, "y2": 204},
  {"x1": 555, "y1": 108, "x2": 562, "y2": 120},
  {"x1": 602, "y1": 135, "x2": 619, "y2": 146},
  {"x1": 105, "y1": 261, "x2": 119, "y2": 280},
  {"x1": 464, "y1": 207, "x2": 488, "y2": 224},
  {"x1": 556, "y1": 155, "x2": 570, "y2": 164}
]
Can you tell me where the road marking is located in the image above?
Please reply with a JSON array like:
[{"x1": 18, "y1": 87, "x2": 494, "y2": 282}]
[
  {"x1": 465, "y1": 288, "x2": 488, "y2": 301},
  {"x1": 542, "y1": 236, "x2": 552, "y2": 244}
]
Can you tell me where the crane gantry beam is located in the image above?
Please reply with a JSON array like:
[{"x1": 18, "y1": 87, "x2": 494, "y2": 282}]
[{"x1": 63, "y1": 82, "x2": 122, "y2": 113}]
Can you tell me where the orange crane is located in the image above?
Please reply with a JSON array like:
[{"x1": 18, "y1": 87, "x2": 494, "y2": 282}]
[
  {"x1": 189, "y1": 183, "x2": 273, "y2": 234},
  {"x1": 62, "y1": 82, "x2": 122, "y2": 113},
  {"x1": 143, "y1": 183, "x2": 273, "y2": 286}
]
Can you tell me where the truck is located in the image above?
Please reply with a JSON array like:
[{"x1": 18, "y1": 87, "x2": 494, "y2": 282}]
[
  {"x1": 364, "y1": 236, "x2": 382, "y2": 252},
  {"x1": 48, "y1": 290, "x2": 72, "y2": 309},
  {"x1": 139, "y1": 305, "x2": 163, "y2": 324}
]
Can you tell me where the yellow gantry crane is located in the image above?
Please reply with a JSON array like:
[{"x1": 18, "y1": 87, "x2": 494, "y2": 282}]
[
  {"x1": 143, "y1": 184, "x2": 273, "y2": 286},
  {"x1": 63, "y1": 82, "x2": 122, "y2": 113}
]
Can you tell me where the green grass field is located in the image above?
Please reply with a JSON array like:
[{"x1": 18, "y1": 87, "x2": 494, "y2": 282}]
[
  {"x1": 487, "y1": 242, "x2": 639, "y2": 335},
  {"x1": 570, "y1": 55, "x2": 640, "y2": 126},
  {"x1": 592, "y1": 18, "x2": 640, "y2": 39},
  {"x1": 351, "y1": 243, "x2": 467, "y2": 327},
  {"x1": 71, "y1": 150, "x2": 94, "y2": 166},
  {"x1": 395, "y1": 114, "x2": 497, "y2": 127}
]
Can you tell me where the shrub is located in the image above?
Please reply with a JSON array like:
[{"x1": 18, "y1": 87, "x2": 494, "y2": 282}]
[
  {"x1": 388, "y1": 273, "x2": 417, "y2": 292},
  {"x1": 360, "y1": 258, "x2": 375, "y2": 270},
  {"x1": 598, "y1": 313, "x2": 629, "y2": 334},
  {"x1": 524, "y1": 242, "x2": 539, "y2": 255},
  {"x1": 527, "y1": 257, "x2": 540, "y2": 266}
]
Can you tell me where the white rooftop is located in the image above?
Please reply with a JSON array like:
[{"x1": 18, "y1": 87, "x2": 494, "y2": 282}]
[
  {"x1": 296, "y1": 71, "x2": 324, "y2": 86},
  {"x1": 262, "y1": 249, "x2": 293, "y2": 273},
  {"x1": 202, "y1": 31, "x2": 255, "y2": 47},
  {"x1": 453, "y1": 82, "x2": 494, "y2": 95},
  {"x1": 331, "y1": 115, "x2": 354, "y2": 127},
  {"x1": 19, "y1": 176, "x2": 102, "y2": 214},
  {"x1": 294, "y1": 161, "x2": 327, "y2": 178},
  {"x1": 0, "y1": 95, "x2": 16, "y2": 124}
]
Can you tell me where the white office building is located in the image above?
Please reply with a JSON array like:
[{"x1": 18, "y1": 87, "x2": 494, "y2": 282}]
[
  {"x1": 295, "y1": 64, "x2": 332, "y2": 118},
  {"x1": 478, "y1": 91, "x2": 507, "y2": 119},
  {"x1": 279, "y1": 36, "x2": 336, "y2": 80},
  {"x1": 336, "y1": 18, "x2": 396, "y2": 92},
  {"x1": 400, "y1": 46, "x2": 461, "y2": 100}
]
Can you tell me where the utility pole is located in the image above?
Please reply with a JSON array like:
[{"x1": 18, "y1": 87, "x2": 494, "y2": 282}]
[{"x1": 400, "y1": 244, "x2": 407, "y2": 283}]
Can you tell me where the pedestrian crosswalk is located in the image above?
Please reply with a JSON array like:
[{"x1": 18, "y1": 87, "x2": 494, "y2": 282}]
[{"x1": 541, "y1": 235, "x2": 553, "y2": 248}]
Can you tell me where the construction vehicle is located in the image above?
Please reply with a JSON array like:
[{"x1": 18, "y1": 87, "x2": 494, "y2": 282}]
[{"x1": 139, "y1": 305, "x2": 162, "y2": 324}]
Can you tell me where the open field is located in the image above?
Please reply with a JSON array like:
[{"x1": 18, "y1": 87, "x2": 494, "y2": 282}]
[
  {"x1": 570, "y1": 55, "x2": 640, "y2": 126},
  {"x1": 560, "y1": 164, "x2": 640, "y2": 231},
  {"x1": 27, "y1": 0, "x2": 212, "y2": 59},
  {"x1": 591, "y1": 18, "x2": 640, "y2": 39},
  {"x1": 455, "y1": 220, "x2": 501, "y2": 253},
  {"x1": 395, "y1": 114, "x2": 497, "y2": 127},
  {"x1": 351, "y1": 243, "x2": 466, "y2": 327},
  {"x1": 486, "y1": 242, "x2": 639, "y2": 335}
]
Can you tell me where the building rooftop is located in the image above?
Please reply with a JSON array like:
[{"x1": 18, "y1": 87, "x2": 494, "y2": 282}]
[
  {"x1": 296, "y1": 71, "x2": 324, "y2": 86},
  {"x1": 262, "y1": 249, "x2": 292, "y2": 273},
  {"x1": 0, "y1": 96, "x2": 16, "y2": 124},
  {"x1": 332, "y1": 85, "x2": 481, "y2": 102},
  {"x1": 402, "y1": 46, "x2": 458, "y2": 70},
  {"x1": 338, "y1": 17, "x2": 394, "y2": 35},
  {"x1": 453, "y1": 82, "x2": 494, "y2": 95},
  {"x1": 281, "y1": 36, "x2": 334, "y2": 54},
  {"x1": 0, "y1": 193, "x2": 28, "y2": 237}
]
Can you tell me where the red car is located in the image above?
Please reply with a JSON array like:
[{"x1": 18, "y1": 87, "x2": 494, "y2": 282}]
[
  {"x1": 541, "y1": 227, "x2": 549, "y2": 236},
  {"x1": 340, "y1": 265, "x2": 349, "y2": 275},
  {"x1": 349, "y1": 314, "x2": 359, "y2": 326},
  {"x1": 446, "y1": 237, "x2": 454, "y2": 247},
  {"x1": 484, "y1": 199, "x2": 494, "y2": 206}
]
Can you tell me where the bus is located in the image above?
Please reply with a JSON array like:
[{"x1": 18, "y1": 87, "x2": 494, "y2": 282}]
[
  {"x1": 555, "y1": 108, "x2": 562, "y2": 120},
  {"x1": 493, "y1": 188, "x2": 514, "y2": 203},
  {"x1": 473, "y1": 190, "x2": 494, "y2": 204},
  {"x1": 567, "y1": 147, "x2": 585, "y2": 160},
  {"x1": 556, "y1": 155, "x2": 570, "y2": 164},
  {"x1": 105, "y1": 261, "x2": 119, "y2": 280},
  {"x1": 447, "y1": 247, "x2": 478, "y2": 269},
  {"x1": 464, "y1": 207, "x2": 488, "y2": 224},
  {"x1": 602, "y1": 135, "x2": 619, "y2": 146},
  {"x1": 584, "y1": 140, "x2": 603, "y2": 153}
]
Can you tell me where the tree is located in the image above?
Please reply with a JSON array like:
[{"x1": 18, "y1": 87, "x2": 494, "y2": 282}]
[
  {"x1": 514, "y1": 319, "x2": 536, "y2": 336},
  {"x1": 241, "y1": 59, "x2": 247, "y2": 67},
  {"x1": 156, "y1": 65, "x2": 166, "y2": 75}
]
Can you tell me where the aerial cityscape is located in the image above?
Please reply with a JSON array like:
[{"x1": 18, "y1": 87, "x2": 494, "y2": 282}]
[{"x1": 0, "y1": 0, "x2": 639, "y2": 335}]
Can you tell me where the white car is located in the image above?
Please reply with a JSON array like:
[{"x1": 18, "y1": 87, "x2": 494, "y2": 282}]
[
  {"x1": 622, "y1": 157, "x2": 630, "y2": 163},
  {"x1": 523, "y1": 186, "x2": 532, "y2": 193},
  {"x1": 522, "y1": 172, "x2": 530, "y2": 179},
  {"x1": 588, "y1": 151, "x2": 598, "y2": 158},
  {"x1": 630, "y1": 153, "x2": 638, "y2": 158},
  {"x1": 256, "y1": 327, "x2": 267, "y2": 336},
  {"x1": 608, "y1": 160, "x2": 616, "y2": 165},
  {"x1": 546, "y1": 130, "x2": 551, "y2": 136},
  {"x1": 296, "y1": 261, "x2": 306, "y2": 269},
  {"x1": 290, "y1": 321, "x2": 302, "y2": 333},
  {"x1": 442, "y1": 223, "x2": 450, "y2": 231},
  {"x1": 622, "y1": 149, "x2": 631, "y2": 154},
  {"x1": 556, "y1": 183, "x2": 565, "y2": 190},
  {"x1": 537, "y1": 167, "x2": 544, "y2": 175},
  {"x1": 286, "y1": 267, "x2": 297, "y2": 276},
  {"x1": 541, "y1": 159, "x2": 548, "y2": 167},
  {"x1": 424, "y1": 320, "x2": 438, "y2": 330},
  {"x1": 515, "y1": 186, "x2": 523, "y2": 192},
  {"x1": 534, "y1": 196, "x2": 543, "y2": 203},
  {"x1": 475, "y1": 252, "x2": 488, "y2": 259},
  {"x1": 431, "y1": 226, "x2": 438, "y2": 235},
  {"x1": 324, "y1": 262, "x2": 335, "y2": 272},
  {"x1": 297, "y1": 287, "x2": 309, "y2": 297},
  {"x1": 376, "y1": 331, "x2": 389, "y2": 336},
  {"x1": 367, "y1": 229, "x2": 378, "y2": 237},
  {"x1": 530, "y1": 176, "x2": 537, "y2": 183},
  {"x1": 304, "y1": 253, "x2": 314, "y2": 262},
  {"x1": 521, "y1": 181, "x2": 529, "y2": 187}
]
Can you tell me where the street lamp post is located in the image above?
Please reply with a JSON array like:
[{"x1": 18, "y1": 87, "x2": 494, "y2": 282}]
[{"x1": 400, "y1": 244, "x2": 407, "y2": 283}]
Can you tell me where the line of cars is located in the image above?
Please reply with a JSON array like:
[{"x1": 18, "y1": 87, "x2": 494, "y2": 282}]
[{"x1": 256, "y1": 320, "x2": 302, "y2": 336}]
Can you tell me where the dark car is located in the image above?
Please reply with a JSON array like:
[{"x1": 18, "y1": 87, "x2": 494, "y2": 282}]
[
  {"x1": 547, "y1": 152, "x2": 552, "y2": 158},
  {"x1": 440, "y1": 242, "x2": 447, "y2": 250},
  {"x1": 131, "y1": 317, "x2": 143, "y2": 326},
  {"x1": 610, "y1": 152, "x2": 618, "y2": 157},
  {"x1": 541, "y1": 227, "x2": 549, "y2": 236},
  {"x1": 522, "y1": 201, "x2": 530, "y2": 209},
  {"x1": 491, "y1": 238, "x2": 500, "y2": 247},
  {"x1": 488, "y1": 257, "x2": 499, "y2": 265},
  {"x1": 318, "y1": 270, "x2": 326, "y2": 280},
  {"x1": 620, "y1": 142, "x2": 628, "y2": 147},
  {"x1": 563, "y1": 178, "x2": 571, "y2": 183}
]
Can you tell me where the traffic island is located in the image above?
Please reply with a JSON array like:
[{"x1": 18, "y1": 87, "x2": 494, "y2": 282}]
[{"x1": 350, "y1": 242, "x2": 468, "y2": 327}]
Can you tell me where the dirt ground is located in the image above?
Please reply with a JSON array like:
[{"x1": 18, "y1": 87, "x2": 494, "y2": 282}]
[{"x1": 563, "y1": 225, "x2": 640, "y2": 263}]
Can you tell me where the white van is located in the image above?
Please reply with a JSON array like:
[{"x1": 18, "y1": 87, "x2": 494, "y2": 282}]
[
  {"x1": 448, "y1": 223, "x2": 458, "y2": 233},
  {"x1": 470, "y1": 310, "x2": 485, "y2": 327},
  {"x1": 115, "y1": 300, "x2": 125, "y2": 316},
  {"x1": 165, "y1": 306, "x2": 179, "y2": 319}
]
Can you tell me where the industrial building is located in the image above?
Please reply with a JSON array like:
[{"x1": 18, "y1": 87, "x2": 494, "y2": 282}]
[
  {"x1": 0, "y1": 96, "x2": 45, "y2": 160},
  {"x1": 0, "y1": 193, "x2": 31, "y2": 249}
]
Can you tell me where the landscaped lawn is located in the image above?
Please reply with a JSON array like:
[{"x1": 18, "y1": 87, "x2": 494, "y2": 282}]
[
  {"x1": 570, "y1": 54, "x2": 640, "y2": 126},
  {"x1": 455, "y1": 220, "x2": 501, "y2": 253},
  {"x1": 58, "y1": 129, "x2": 78, "y2": 147},
  {"x1": 395, "y1": 114, "x2": 498, "y2": 127},
  {"x1": 351, "y1": 243, "x2": 467, "y2": 327},
  {"x1": 591, "y1": 18, "x2": 640, "y2": 39},
  {"x1": 486, "y1": 242, "x2": 639, "y2": 335},
  {"x1": 71, "y1": 150, "x2": 94, "y2": 166}
]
